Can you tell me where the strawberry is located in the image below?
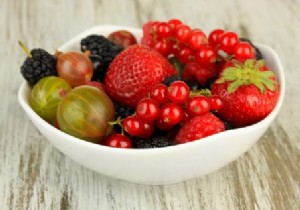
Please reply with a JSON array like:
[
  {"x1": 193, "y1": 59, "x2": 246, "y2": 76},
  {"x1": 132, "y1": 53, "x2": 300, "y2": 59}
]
[
  {"x1": 211, "y1": 59, "x2": 279, "y2": 127},
  {"x1": 104, "y1": 45, "x2": 177, "y2": 108},
  {"x1": 176, "y1": 113, "x2": 225, "y2": 144}
]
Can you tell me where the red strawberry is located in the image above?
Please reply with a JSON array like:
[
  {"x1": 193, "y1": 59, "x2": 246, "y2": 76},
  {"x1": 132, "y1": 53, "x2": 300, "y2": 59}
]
[
  {"x1": 211, "y1": 59, "x2": 279, "y2": 127},
  {"x1": 176, "y1": 113, "x2": 225, "y2": 144},
  {"x1": 104, "y1": 45, "x2": 177, "y2": 108}
]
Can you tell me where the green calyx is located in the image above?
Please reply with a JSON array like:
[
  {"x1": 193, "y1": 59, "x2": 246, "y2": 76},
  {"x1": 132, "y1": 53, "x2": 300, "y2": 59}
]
[
  {"x1": 190, "y1": 89, "x2": 211, "y2": 97},
  {"x1": 216, "y1": 59, "x2": 277, "y2": 94}
]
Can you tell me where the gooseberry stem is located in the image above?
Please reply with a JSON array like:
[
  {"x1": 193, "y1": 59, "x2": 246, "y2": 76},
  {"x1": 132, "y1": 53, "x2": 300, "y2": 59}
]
[{"x1": 18, "y1": 41, "x2": 32, "y2": 58}]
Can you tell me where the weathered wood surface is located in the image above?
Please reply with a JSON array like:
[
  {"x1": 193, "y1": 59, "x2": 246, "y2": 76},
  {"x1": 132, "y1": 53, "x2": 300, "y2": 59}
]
[{"x1": 0, "y1": 0, "x2": 299, "y2": 209}]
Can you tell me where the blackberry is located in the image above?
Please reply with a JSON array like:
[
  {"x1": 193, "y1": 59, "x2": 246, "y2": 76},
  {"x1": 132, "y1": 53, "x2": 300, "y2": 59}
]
[
  {"x1": 223, "y1": 120, "x2": 233, "y2": 130},
  {"x1": 133, "y1": 135, "x2": 174, "y2": 149},
  {"x1": 213, "y1": 112, "x2": 233, "y2": 130},
  {"x1": 240, "y1": 38, "x2": 263, "y2": 60},
  {"x1": 186, "y1": 80, "x2": 201, "y2": 91},
  {"x1": 163, "y1": 75, "x2": 184, "y2": 86},
  {"x1": 20, "y1": 48, "x2": 57, "y2": 85},
  {"x1": 89, "y1": 55, "x2": 105, "y2": 81},
  {"x1": 113, "y1": 102, "x2": 134, "y2": 119},
  {"x1": 81, "y1": 35, "x2": 123, "y2": 80}
]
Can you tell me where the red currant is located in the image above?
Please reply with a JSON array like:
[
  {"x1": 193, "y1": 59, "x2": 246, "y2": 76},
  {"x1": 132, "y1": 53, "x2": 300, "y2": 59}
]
[
  {"x1": 151, "y1": 84, "x2": 169, "y2": 105},
  {"x1": 154, "y1": 40, "x2": 171, "y2": 56},
  {"x1": 104, "y1": 134, "x2": 132, "y2": 148},
  {"x1": 167, "y1": 19, "x2": 182, "y2": 31},
  {"x1": 156, "y1": 118, "x2": 174, "y2": 131},
  {"x1": 181, "y1": 111, "x2": 192, "y2": 123},
  {"x1": 170, "y1": 43, "x2": 180, "y2": 56},
  {"x1": 157, "y1": 22, "x2": 172, "y2": 38},
  {"x1": 195, "y1": 45, "x2": 217, "y2": 67},
  {"x1": 184, "y1": 62, "x2": 200, "y2": 77},
  {"x1": 195, "y1": 65, "x2": 217, "y2": 86},
  {"x1": 140, "y1": 120, "x2": 155, "y2": 138},
  {"x1": 181, "y1": 67, "x2": 194, "y2": 81},
  {"x1": 123, "y1": 116, "x2": 144, "y2": 136},
  {"x1": 123, "y1": 116, "x2": 154, "y2": 138},
  {"x1": 136, "y1": 98, "x2": 160, "y2": 122},
  {"x1": 188, "y1": 30, "x2": 207, "y2": 50},
  {"x1": 174, "y1": 24, "x2": 191, "y2": 43},
  {"x1": 187, "y1": 96, "x2": 210, "y2": 116},
  {"x1": 233, "y1": 42, "x2": 255, "y2": 62},
  {"x1": 209, "y1": 95, "x2": 223, "y2": 111},
  {"x1": 208, "y1": 29, "x2": 225, "y2": 47},
  {"x1": 168, "y1": 81, "x2": 190, "y2": 104},
  {"x1": 177, "y1": 47, "x2": 194, "y2": 63},
  {"x1": 219, "y1": 31, "x2": 239, "y2": 54},
  {"x1": 151, "y1": 21, "x2": 160, "y2": 33},
  {"x1": 159, "y1": 103, "x2": 184, "y2": 127}
]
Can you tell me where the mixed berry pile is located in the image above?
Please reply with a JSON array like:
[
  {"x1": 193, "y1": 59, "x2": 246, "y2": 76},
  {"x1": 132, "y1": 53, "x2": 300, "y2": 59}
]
[{"x1": 20, "y1": 19, "x2": 280, "y2": 149}]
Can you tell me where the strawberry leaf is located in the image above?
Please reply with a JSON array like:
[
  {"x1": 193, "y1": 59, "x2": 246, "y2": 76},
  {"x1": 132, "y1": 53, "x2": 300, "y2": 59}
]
[{"x1": 216, "y1": 59, "x2": 278, "y2": 94}]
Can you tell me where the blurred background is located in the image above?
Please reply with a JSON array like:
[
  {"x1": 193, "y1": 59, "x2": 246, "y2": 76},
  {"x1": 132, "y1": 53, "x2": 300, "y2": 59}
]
[{"x1": 1, "y1": 0, "x2": 299, "y2": 209}]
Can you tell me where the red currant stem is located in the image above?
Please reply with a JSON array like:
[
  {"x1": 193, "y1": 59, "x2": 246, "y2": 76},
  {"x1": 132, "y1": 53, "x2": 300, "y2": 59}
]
[
  {"x1": 189, "y1": 89, "x2": 212, "y2": 97},
  {"x1": 108, "y1": 117, "x2": 125, "y2": 135},
  {"x1": 18, "y1": 41, "x2": 32, "y2": 58}
]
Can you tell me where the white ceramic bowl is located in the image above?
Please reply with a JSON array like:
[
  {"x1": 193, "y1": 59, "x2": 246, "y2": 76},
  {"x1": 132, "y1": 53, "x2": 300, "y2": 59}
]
[{"x1": 18, "y1": 25, "x2": 285, "y2": 185}]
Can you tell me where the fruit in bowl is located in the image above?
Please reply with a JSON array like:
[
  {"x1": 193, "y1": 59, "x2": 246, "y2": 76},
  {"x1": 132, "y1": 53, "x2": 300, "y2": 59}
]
[
  {"x1": 57, "y1": 86, "x2": 115, "y2": 143},
  {"x1": 29, "y1": 76, "x2": 72, "y2": 124},
  {"x1": 18, "y1": 21, "x2": 285, "y2": 185}
]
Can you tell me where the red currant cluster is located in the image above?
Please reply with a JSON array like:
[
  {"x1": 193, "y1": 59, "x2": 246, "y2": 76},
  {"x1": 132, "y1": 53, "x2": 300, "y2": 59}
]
[
  {"x1": 142, "y1": 19, "x2": 256, "y2": 86},
  {"x1": 105, "y1": 81, "x2": 223, "y2": 148}
]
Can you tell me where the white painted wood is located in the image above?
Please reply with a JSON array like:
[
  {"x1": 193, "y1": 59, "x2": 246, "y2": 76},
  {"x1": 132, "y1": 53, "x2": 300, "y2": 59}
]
[{"x1": 0, "y1": 0, "x2": 299, "y2": 209}]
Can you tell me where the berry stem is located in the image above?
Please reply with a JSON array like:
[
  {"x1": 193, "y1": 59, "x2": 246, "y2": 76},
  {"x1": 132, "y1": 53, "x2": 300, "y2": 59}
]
[
  {"x1": 18, "y1": 41, "x2": 32, "y2": 58},
  {"x1": 108, "y1": 118, "x2": 124, "y2": 134}
]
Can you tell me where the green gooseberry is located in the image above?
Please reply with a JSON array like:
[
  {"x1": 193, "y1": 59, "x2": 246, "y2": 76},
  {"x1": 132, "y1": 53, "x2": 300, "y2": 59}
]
[
  {"x1": 29, "y1": 76, "x2": 72, "y2": 124},
  {"x1": 57, "y1": 86, "x2": 115, "y2": 143}
]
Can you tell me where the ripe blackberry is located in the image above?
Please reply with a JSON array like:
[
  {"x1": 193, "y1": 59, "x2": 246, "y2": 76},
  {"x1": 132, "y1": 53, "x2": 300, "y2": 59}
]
[
  {"x1": 186, "y1": 81, "x2": 201, "y2": 91},
  {"x1": 20, "y1": 48, "x2": 57, "y2": 85},
  {"x1": 240, "y1": 38, "x2": 263, "y2": 60},
  {"x1": 163, "y1": 75, "x2": 184, "y2": 86},
  {"x1": 133, "y1": 135, "x2": 174, "y2": 149},
  {"x1": 89, "y1": 55, "x2": 105, "y2": 81},
  {"x1": 113, "y1": 102, "x2": 134, "y2": 119},
  {"x1": 223, "y1": 120, "x2": 233, "y2": 130},
  {"x1": 81, "y1": 35, "x2": 123, "y2": 80}
]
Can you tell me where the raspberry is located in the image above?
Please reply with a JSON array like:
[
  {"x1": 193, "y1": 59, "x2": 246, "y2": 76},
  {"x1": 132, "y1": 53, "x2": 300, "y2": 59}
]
[{"x1": 176, "y1": 113, "x2": 225, "y2": 144}]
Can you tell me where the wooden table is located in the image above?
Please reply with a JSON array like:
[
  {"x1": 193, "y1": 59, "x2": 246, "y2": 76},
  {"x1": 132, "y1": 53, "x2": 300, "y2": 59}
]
[{"x1": 1, "y1": 0, "x2": 299, "y2": 209}]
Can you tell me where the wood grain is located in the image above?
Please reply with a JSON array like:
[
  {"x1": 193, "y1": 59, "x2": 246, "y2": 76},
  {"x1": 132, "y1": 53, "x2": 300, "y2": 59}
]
[{"x1": 1, "y1": 0, "x2": 299, "y2": 209}]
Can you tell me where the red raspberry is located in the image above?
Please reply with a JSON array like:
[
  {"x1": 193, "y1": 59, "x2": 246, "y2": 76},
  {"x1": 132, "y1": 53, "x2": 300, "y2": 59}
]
[{"x1": 175, "y1": 113, "x2": 225, "y2": 144}]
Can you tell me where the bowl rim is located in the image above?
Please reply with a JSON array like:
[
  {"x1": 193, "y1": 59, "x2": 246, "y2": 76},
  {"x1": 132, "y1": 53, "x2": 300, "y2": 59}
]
[{"x1": 17, "y1": 25, "x2": 286, "y2": 156}]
